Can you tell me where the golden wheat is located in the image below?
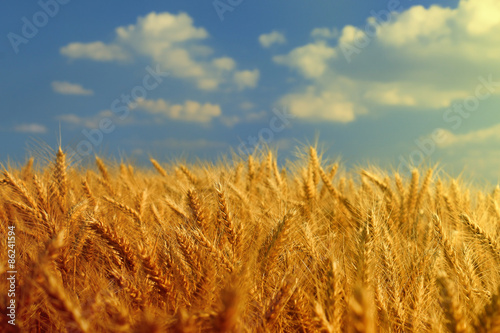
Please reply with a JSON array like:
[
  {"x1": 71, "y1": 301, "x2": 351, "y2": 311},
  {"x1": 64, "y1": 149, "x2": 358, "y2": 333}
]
[{"x1": 1, "y1": 145, "x2": 500, "y2": 332}]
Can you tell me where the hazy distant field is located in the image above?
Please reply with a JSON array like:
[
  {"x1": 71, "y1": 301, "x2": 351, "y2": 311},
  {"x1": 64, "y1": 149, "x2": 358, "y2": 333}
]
[{"x1": 1, "y1": 146, "x2": 499, "y2": 332}]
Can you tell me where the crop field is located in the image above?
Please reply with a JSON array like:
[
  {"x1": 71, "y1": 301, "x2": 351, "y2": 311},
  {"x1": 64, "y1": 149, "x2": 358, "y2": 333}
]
[{"x1": 0, "y1": 146, "x2": 499, "y2": 332}]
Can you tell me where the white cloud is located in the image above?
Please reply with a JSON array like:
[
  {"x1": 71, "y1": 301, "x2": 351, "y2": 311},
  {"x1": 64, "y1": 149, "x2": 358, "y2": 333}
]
[
  {"x1": 311, "y1": 27, "x2": 339, "y2": 40},
  {"x1": 60, "y1": 11, "x2": 258, "y2": 91},
  {"x1": 57, "y1": 110, "x2": 115, "y2": 128},
  {"x1": 459, "y1": 0, "x2": 500, "y2": 35},
  {"x1": 14, "y1": 123, "x2": 47, "y2": 134},
  {"x1": 233, "y1": 69, "x2": 260, "y2": 90},
  {"x1": 362, "y1": 83, "x2": 469, "y2": 109},
  {"x1": 273, "y1": 0, "x2": 500, "y2": 122},
  {"x1": 213, "y1": 57, "x2": 236, "y2": 71},
  {"x1": 273, "y1": 42, "x2": 337, "y2": 79},
  {"x1": 259, "y1": 31, "x2": 286, "y2": 48},
  {"x1": 52, "y1": 81, "x2": 94, "y2": 96},
  {"x1": 437, "y1": 124, "x2": 500, "y2": 147},
  {"x1": 134, "y1": 98, "x2": 222, "y2": 123},
  {"x1": 60, "y1": 41, "x2": 129, "y2": 62},
  {"x1": 375, "y1": 5, "x2": 454, "y2": 47},
  {"x1": 279, "y1": 83, "x2": 360, "y2": 123},
  {"x1": 221, "y1": 110, "x2": 267, "y2": 127}
]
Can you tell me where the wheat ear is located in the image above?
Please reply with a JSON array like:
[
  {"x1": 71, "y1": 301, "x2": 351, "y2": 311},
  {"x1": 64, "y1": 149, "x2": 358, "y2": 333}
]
[
  {"x1": 265, "y1": 277, "x2": 297, "y2": 329},
  {"x1": 37, "y1": 270, "x2": 90, "y2": 333},
  {"x1": 87, "y1": 216, "x2": 137, "y2": 272},
  {"x1": 187, "y1": 189, "x2": 206, "y2": 228},
  {"x1": 215, "y1": 183, "x2": 238, "y2": 249},
  {"x1": 150, "y1": 158, "x2": 167, "y2": 177},
  {"x1": 179, "y1": 165, "x2": 198, "y2": 185},
  {"x1": 192, "y1": 228, "x2": 234, "y2": 273},
  {"x1": 460, "y1": 214, "x2": 500, "y2": 258},
  {"x1": 95, "y1": 156, "x2": 110, "y2": 181},
  {"x1": 103, "y1": 196, "x2": 142, "y2": 223},
  {"x1": 436, "y1": 273, "x2": 468, "y2": 333}
]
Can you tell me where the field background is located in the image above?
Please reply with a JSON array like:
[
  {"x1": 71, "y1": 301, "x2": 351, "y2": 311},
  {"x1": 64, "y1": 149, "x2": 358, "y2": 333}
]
[{"x1": 1, "y1": 146, "x2": 499, "y2": 332}]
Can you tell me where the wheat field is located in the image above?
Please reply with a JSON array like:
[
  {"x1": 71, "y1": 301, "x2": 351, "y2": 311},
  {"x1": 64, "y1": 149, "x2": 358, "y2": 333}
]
[{"x1": 0, "y1": 146, "x2": 499, "y2": 332}]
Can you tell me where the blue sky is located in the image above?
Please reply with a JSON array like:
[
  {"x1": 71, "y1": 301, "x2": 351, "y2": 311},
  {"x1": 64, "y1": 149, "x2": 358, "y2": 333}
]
[{"x1": 2, "y1": 0, "x2": 500, "y2": 184}]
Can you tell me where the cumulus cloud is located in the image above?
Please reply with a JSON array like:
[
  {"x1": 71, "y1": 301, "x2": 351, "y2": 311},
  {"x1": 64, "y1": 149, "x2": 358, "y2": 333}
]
[
  {"x1": 311, "y1": 27, "x2": 339, "y2": 40},
  {"x1": 234, "y1": 70, "x2": 260, "y2": 90},
  {"x1": 273, "y1": 42, "x2": 337, "y2": 79},
  {"x1": 57, "y1": 110, "x2": 115, "y2": 128},
  {"x1": 437, "y1": 124, "x2": 500, "y2": 148},
  {"x1": 362, "y1": 83, "x2": 469, "y2": 109},
  {"x1": 60, "y1": 11, "x2": 259, "y2": 91},
  {"x1": 221, "y1": 110, "x2": 267, "y2": 127},
  {"x1": 213, "y1": 57, "x2": 236, "y2": 71},
  {"x1": 279, "y1": 83, "x2": 360, "y2": 123},
  {"x1": 273, "y1": 0, "x2": 500, "y2": 122},
  {"x1": 14, "y1": 123, "x2": 47, "y2": 134},
  {"x1": 52, "y1": 81, "x2": 94, "y2": 96},
  {"x1": 259, "y1": 31, "x2": 286, "y2": 48},
  {"x1": 134, "y1": 98, "x2": 222, "y2": 123},
  {"x1": 60, "y1": 42, "x2": 129, "y2": 62}
]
